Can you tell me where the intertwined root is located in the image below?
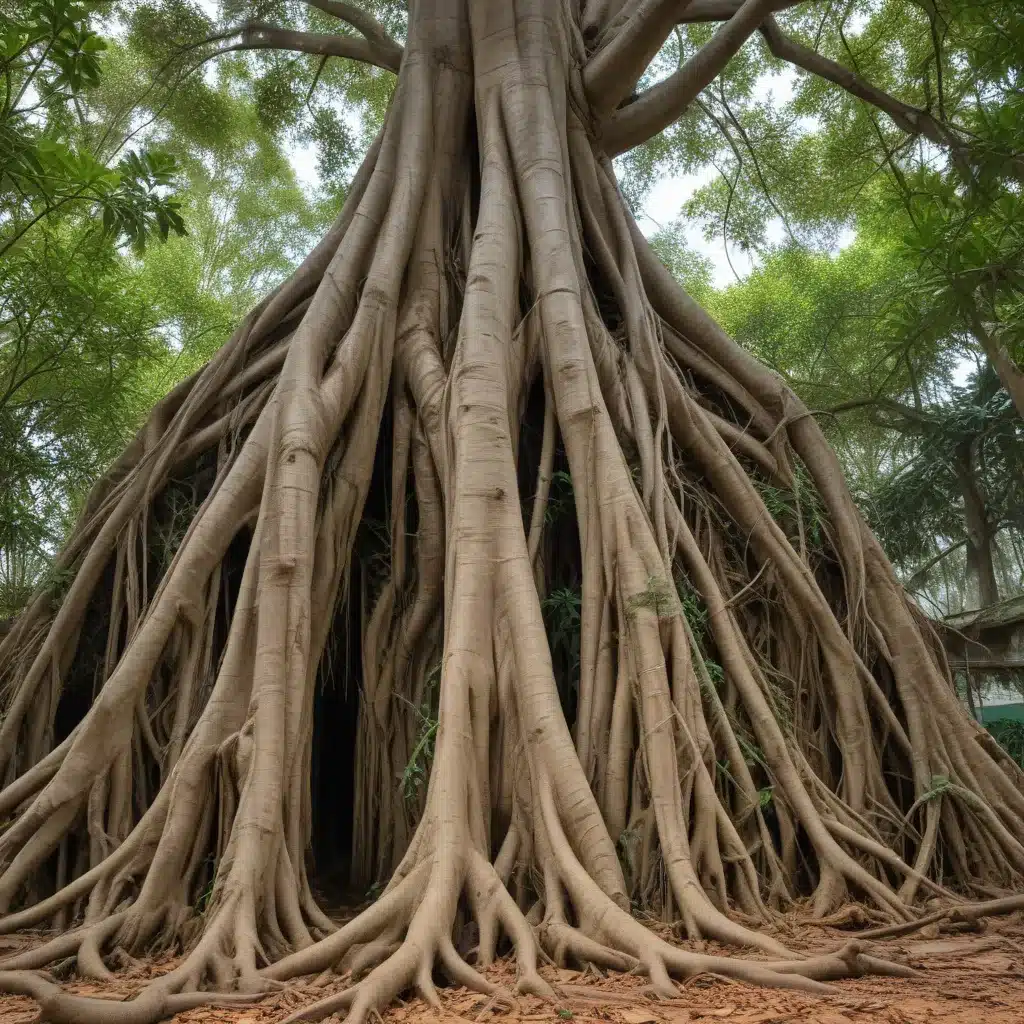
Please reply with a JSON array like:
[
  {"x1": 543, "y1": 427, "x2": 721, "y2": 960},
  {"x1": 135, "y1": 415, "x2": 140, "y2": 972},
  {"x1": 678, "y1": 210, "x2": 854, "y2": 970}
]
[{"x1": 0, "y1": 2, "x2": 1023, "y2": 1023}]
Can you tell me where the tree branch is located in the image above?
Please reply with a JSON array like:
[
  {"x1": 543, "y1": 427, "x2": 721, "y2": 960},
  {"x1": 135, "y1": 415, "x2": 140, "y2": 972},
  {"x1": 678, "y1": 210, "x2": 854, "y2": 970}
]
[
  {"x1": 906, "y1": 539, "x2": 967, "y2": 593},
  {"x1": 217, "y1": 23, "x2": 400, "y2": 74},
  {"x1": 758, "y1": 17, "x2": 1024, "y2": 184},
  {"x1": 299, "y1": 0, "x2": 404, "y2": 70},
  {"x1": 760, "y1": 18, "x2": 942, "y2": 141},
  {"x1": 828, "y1": 396, "x2": 938, "y2": 429},
  {"x1": 713, "y1": 87, "x2": 798, "y2": 243},
  {"x1": 584, "y1": 0, "x2": 698, "y2": 116},
  {"x1": 601, "y1": 0, "x2": 783, "y2": 156},
  {"x1": 676, "y1": 0, "x2": 803, "y2": 23},
  {"x1": 582, "y1": 0, "x2": 635, "y2": 45},
  {"x1": 958, "y1": 286, "x2": 1024, "y2": 421}
]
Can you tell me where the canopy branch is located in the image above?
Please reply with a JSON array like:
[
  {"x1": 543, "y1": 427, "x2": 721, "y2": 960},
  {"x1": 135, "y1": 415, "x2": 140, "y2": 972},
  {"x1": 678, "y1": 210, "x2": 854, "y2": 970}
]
[
  {"x1": 216, "y1": 22, "x2": 401, "y2": 74},
  {"x1": 584, "y1": 0, "x2": 698, "y2": 116},
  {"x1": 676, "y1": 0, "x2": 803, "y2": 22},
  {"x1": 300, "y1": 0, "x2": 404, "y2": 69},
  {"x1": 759, "y1": 17, "x2": 1024, "y2": 185},
  {"x1": 760, "y1": 19, "x2": 953, "y2": 150},
  {"x1": 905, "y1": 540, "x2": 968, "y2": 592},
  {"x1": 828, "y1": 396, "x2": 938, "y2": 430},
  {"x1": 601, "y1": 0, "x2": 783, "y2": 156}
]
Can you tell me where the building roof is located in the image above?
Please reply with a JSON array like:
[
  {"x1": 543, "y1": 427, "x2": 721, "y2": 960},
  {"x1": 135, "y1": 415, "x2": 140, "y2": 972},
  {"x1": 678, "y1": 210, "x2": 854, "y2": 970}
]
[{"x1": 941, "y1": 594, "x2": 1024, "y2": 634}]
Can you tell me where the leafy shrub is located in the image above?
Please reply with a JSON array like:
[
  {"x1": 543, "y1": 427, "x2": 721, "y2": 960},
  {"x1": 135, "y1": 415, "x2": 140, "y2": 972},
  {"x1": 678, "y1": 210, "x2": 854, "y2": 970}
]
[{"x1": 987, "y1": 719, "x2": 1024, "y2": 770}]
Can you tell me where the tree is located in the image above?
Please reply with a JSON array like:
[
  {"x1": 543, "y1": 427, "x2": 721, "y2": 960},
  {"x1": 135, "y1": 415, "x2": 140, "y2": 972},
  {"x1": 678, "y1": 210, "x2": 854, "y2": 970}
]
[
  {"x1": 0, "y1": 0, "x2": 330, "y2": 621},
  {"x1": 697, "y1": 234, "x2": 1024, "y2": 613},
  {"x1": 0, "y1": 3, "x2": 1022, "y2": 1023},
  {"x1": 626, "y1": 0, "x2": 1024, "y2": 609},
  {"x1": 847, "y1": 376, "x2": 1024, "y2": 614},
  {"x1": 0, "y1": 0, "x2": 192, "y2": 614},
  {"x1": 0, "y1": 223, "x2": 169, "y2": 611}
]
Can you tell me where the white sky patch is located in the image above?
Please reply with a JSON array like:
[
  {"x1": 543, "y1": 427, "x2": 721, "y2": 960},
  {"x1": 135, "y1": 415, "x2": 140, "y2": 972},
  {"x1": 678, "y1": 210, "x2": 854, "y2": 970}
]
[
  {"x1": 636, "y1": 167, "x2": 749, "y2": 285},
  {"x1": 196, "y1": 0, "x2": 224, "y2": 84},
  {"x1": 290, "y1": 139, "x2": 320, "y2": 190}
]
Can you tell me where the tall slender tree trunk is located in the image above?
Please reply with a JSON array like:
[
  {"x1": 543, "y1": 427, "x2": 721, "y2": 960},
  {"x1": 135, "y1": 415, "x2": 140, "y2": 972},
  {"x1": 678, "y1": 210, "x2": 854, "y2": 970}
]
[
  {"x1": 963, "y1": 291, "x2": 1024, "y2": 421},
  {"x1": 954, "y1": 438, "x2": 999, "y2": 609}
]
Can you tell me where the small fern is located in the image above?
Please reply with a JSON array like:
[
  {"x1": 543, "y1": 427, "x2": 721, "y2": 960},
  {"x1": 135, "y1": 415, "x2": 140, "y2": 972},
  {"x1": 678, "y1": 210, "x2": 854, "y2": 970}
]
[
  {"x1": 987, "y1": 720, "x2": 1024, "y2": 769},
  {"x1": 544, "y1": 470, "x2": 575, "y2": 524},
  {"x1": 676, "y1": 578, "x2": 709, "y2": 636},
  {"x1": 400, "y1": 661, "x2": 442, "y2": 802}
]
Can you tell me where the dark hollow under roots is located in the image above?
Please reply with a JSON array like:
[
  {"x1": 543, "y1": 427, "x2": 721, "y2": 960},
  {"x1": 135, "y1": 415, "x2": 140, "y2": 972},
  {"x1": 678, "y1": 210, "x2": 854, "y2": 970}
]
[{"x1": 0, "y1": 3, "x2": 1022, "y2": 1023}]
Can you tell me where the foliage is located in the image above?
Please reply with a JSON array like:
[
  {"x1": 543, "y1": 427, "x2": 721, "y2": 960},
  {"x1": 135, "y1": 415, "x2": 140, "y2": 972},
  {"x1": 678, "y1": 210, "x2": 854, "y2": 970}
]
[
  {"x1": 0, "y1": 0, "x2": 337, "y2": 618},
  {"x1": 648, "y1": 221, "x2": 713, "y2": 304},
  {"x1": 0, "y1": 0, "x2": 186, "y2": 256},
  {"x1": 400, "y1": 661, "x2": 441, "y2": 803},
  {"x1": 542, "y1": 585, "x2": 581, "y2": 709},
  {"x1": 543, "y1": 468, "x2": 574, "y2": 525},
  {"x1": 0, "y1": 224, "x2": 171, "y2": 600},
  {"x1": 1, "y1": 0, "x2": 1020, "y2": 652},
  {"x1": 676, "y1": 578, "x2": 708, "y2": 637},
  {"x1": 861, "y1": 383, "x2": 1023, "y2": 564},
  {"x1": 625, "y1": 0, "x2": 1024, "y2": 612},
  {"x1": 987, "y1": 719, "x2": 1024, "y2": 770}
]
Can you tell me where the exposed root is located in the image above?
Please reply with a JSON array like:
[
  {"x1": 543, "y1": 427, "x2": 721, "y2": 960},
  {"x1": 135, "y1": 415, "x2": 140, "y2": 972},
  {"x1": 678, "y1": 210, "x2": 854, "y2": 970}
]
[
  {"x1": 855, "y1": 893, "x2": 1024, "y2": 940},
  {"x1": 0, "y1": 972, "x2": 257, "y2": 1024}
]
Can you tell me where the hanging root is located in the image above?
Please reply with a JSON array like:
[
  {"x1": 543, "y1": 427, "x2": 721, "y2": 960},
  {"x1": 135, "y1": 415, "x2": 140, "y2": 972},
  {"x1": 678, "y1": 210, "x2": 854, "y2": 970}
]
[{"x1": 0, "y1": 2, "x2": 1021, "y2": 1023}]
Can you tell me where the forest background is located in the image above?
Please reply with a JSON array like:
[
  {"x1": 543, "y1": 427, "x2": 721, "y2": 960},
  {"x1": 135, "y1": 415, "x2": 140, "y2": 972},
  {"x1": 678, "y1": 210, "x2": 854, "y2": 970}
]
[{"x1": 2, "y1": 0, "x2": 1022, "y2": 728}]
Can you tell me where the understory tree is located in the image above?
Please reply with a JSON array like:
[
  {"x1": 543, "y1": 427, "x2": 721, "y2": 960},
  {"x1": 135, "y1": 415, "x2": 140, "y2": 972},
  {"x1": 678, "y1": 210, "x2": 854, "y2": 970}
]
[
  {"x1": 702, "y1": 239, "x2": 1024, "y2": 614},
  {"x1": 0, "y1": 0, "x2": 331, "y2": 619},
  {"x1": 1, "y1": 2, "x2": 1023, "y2": 1022}
]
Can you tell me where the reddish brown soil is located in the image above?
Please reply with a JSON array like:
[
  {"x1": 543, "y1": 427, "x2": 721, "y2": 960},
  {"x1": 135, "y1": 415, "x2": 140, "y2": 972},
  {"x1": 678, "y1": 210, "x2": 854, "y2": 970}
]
[{"x1": 2, "y1": 916, "x2": 1022, "y2": 1024}]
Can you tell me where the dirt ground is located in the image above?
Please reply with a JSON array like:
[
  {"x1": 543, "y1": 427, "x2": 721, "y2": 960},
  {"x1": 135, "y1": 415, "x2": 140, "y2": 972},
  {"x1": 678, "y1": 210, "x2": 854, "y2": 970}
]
[{"x1": 2, "y1": 915, "x2": 1023, "y2": 1024}]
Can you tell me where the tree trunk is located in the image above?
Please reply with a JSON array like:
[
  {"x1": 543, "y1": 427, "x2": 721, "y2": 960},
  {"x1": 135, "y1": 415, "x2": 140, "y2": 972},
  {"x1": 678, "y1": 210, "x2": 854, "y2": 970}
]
[
  {"x1": 963, "y1": 291, "x2": 1024, "y2": 421},
  {"x1": 0, "y1": 3, "x2": 1021, "y2": 1023},
  {"x1": 954, "y1": 439, "x2": 999, "y2": 609}
]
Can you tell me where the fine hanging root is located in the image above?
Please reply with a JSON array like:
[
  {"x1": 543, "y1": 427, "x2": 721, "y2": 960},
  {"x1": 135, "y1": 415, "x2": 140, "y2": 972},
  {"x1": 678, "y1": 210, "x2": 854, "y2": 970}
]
[{"x1": 1, "y1": 2, "x2": 1023, "y2": 1023}]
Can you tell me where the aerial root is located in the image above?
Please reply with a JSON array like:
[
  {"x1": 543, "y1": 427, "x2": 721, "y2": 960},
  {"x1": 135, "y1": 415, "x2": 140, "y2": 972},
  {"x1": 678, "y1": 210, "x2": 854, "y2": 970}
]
[
  {"x1": 539, "y1": 920, "x2": 639, "y2": 973},
  {"x1": 4, "y1": 8, "x2": 1023, "y2": 1024},
  {"x1": 345, "y1": 938, "x2": 402, "y2": 979}
]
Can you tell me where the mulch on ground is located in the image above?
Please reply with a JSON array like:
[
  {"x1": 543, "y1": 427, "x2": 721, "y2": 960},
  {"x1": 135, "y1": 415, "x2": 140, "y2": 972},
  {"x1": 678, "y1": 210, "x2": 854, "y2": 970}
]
[{"x1": 2, "y1": 914, "x2": 1022, "y2": 1023}]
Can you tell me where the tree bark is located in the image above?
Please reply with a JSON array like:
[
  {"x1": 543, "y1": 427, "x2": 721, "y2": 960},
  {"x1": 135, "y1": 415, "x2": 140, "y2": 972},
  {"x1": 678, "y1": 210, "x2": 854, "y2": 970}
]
[{"x1": 964, "y1": 295, "x2": 1024, "y2": 422}]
